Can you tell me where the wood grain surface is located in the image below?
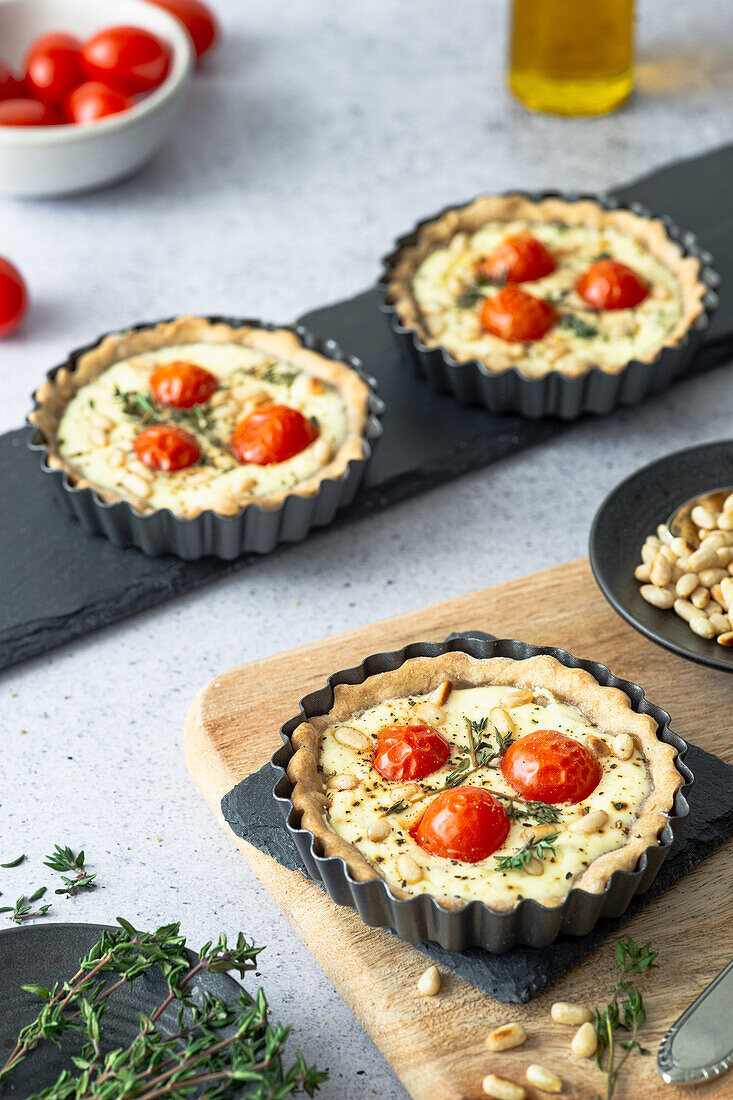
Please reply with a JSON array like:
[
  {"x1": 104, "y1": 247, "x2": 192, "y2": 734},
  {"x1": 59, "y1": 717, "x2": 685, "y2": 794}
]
[{"x1": 184, "y1": 557, "x2": 733, "y2": 1100}]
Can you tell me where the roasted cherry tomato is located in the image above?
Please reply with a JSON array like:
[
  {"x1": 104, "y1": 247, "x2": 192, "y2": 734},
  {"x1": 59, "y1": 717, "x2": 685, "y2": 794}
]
[
  {"x1": 82, "y1": 26, "x2": 170, "y2": 96},
  {"x1": 66, "y1": 81, "x2": 132, "y2": 123},
  {"x1": 0, "y1": 257, "x2": 28, "y2": 337},
  {"x1": 478, "y1": 233, "x2": 556, "y2": 284},
  {"x1": 134, "y1": 424, "x2": 200, "y2": 471},
  {"x1": 0, "y1": 60, "x2": 26, "y2": 100},
  {"x1": 25, "y1": 32, "x2": 82, "y2": 104},
  {"x1": 479, "y1": 285, "x2": 558, "y2": 342},
  {"x1": 501, "y1": 730, "x2": 601, "y2": 805},
  {"x1": 413, "y1": 786, "x2": 510, "y2": 863},
  {"x1": 372, "y1": 723, "x2": 450, "y2": 783},
  {"x1": 147, "y1": 0, "x2": 219, "y2": 61},
  {"x1": 150, "y1": 361, "x2": 218, "y2": 408},
  {"x1": 231, "y1": 405, "x2": 318, "y2": 466},
  {"x1": 576, "y1": 258, "x2": 649, "y2": 311},
  {"x1": 0, "y1": 98, "x2": 58, "y2": 126}
]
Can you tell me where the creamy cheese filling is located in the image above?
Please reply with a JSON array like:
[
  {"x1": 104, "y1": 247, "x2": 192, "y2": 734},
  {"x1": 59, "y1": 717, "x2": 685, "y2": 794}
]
[
  {"x1": 412, "y1": 221, "x2": 682, "y2": 378},
  {"x1": 320, "y1": 685, "x2": 652, "y2": 907},
  {"x1": 56, "y1": 343, "x2": 349, "y2": 516}
]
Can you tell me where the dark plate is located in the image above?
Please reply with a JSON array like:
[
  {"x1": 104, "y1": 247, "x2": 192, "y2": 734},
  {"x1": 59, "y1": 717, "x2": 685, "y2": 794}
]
[
  {"x1": 589, "y1": 439, "x2": 733, "y2": 674},
  {"x1": 0, "y1": 922, "x2": 244, "y2": 1098}
]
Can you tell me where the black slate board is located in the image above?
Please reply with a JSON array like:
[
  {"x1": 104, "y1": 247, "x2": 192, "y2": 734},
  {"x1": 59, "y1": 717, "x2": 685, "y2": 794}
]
[
  {"x1": 4, "y1": 142, "x2": 733, "y2": 672},
  {"x1": 222, "y1": 742, "x2": 733, "y2": 1005}
]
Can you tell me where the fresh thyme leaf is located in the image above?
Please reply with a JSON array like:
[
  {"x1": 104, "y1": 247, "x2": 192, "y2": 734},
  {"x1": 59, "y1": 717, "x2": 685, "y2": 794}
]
[
  {"x1": 259, "y1": 362, "x2": 300, "y2": 386},
  {"x1": 55, "y1": 872, "x2": 97, "y2": 897},
  {"x1": 560, "y1": 313, "x2": 599, "y2": 338},
  {"x1": 6, "y1": 895, "x2": 52, "y2": 924},
  {"x1": 1, "y1": 853, "x2": 26, "y2": 868},
  {"x1": 456, "y1": 286, "x2": 487, "y2": 309},
  {"x1": 494, "y1": 832, "x2": 559, "y2": 872},
  {"x1": 594, "y1": 937, "x2": 658, "y2": 1099},
  {"x1": 385, "y1": 798, "x2": 409, "y2": 815},
  {"x1": 28, "y1": 887, "x2": 47, "y2": 903},
  {"x1": 506, "y1": 799, "x2": 561, "y2": 825},
  {"x1": 45, "y1": 845, "x2": 97, "y2": 896}
]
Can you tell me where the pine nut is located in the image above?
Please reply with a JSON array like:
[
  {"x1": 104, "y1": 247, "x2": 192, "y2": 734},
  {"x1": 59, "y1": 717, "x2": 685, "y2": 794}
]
[
  {"x1": 108, "y1": 448, "x2": 125, "y2": 469},
  {"x1": 393, "y1": 783, "x2": 420, "y2": 802},
  {"x1": 520, "y1": 823, "x2": 558, "y2": 843},
  {"x1": 89, "y1": 427, "x2": 108, "y2": 447},
  {"x1": 523, "y1": 856, "x2": 545, "y2": 876},
  {"x1": 526, "y1": 1064, "x2": 562, "y2": 1094},
  {"x1": 571, "y1": 1021, "x2": 598, "y2": 1058},
  {"x1": 686, "y1": 546, "x2": 719, "y2": 572},
  {"x1": 429, "y1": 680, "x2": 452, "y2": 706},
  {"x1": 658, "y1": 544, "x2": 677, "y2": 564},
  {"x1": 690, "y1": 615, "x2": 716, "y2": 639},
  {"x1": 691, "y1": 586, "x2": 711, "y2": 609},
  {"x1": 411, "y1": 701, "x2": 443, "y2": 726},
  {"x1": 646, "y1": 534, "x2": 662, "y2": 549},
  {"x1": 551, "y1": 1002, "x2": 593, "y2": 1025},
  {"x1": 416, "y1": 965, "x2": 441, "y2": 996},
  {"x1": 215, "y1": 495, "x2": 241, "y2": 517},
  {"x1": 334, "y1": 726, "x2": 371, "y2": 752},
  {"x1": 568, "y1": 810, "x2": 608, "y2": 835},
  {"x1": 121, "y1": 472, "x2": 152, "y2": 499},
  {"x1": 611, "y1": 733, "x2": 634, "y2": 760},
  {"x1": 700, "y1": 531, "x2": 733, "y2": 550},
  {"x1": 691, "y1": 504, "x2": 717, "y2": 529},
  {"x1": 500, "y1": 689, "x2": 534, "y2": 707},
  {"x1": 649, "y1": 553, "x2": 672, "y2": 587},
  {"x1": 720, "y1": 578, "x2": 733, "y2": 609},
  {"x1": 486, "y1": 1023, "x2": 528, "y2": 1051},
  {"x1": 717, "y1": 547, "x2": 733, "y2": 566},
  {"x1": 669, "y1": 536, "x2": 693, "y2": 557},
  {"x1": 326, "y1": 773, "x2": 358, "y2": 791},
  {"x1": 640, "y1": 543, "x2": 656, "y2": 564},
  {"x1": 707, "y1": 598, "x2": 724, "y2": 616},
  {"x1": 491, "y1": 706, "x2": 515, "y2": 736},
  {"x1": 657, "y1": 524, "x2": 672, "y2": 544},
  {"x1": 640, "y1": 585, "x2": 674, "y2": 609},
  {"x1": 587, "y1": 734, "x2": 610, "y2": 757},
  {"x1": 90, "y1": 412, "x2": 114, "y2": 430},
  {"x1": 396, "y1": 853, "x2": 423, "y2": 884},
  {"x1": 717, "y1": 631, "x2": 733, "y2": 647},
  {"x1": 674, "y1": 598, "x2": 697, "y2": 623},
  {"x1": 712, "y1": 583, "x2": 726, "y2": 607},
  {"x1": 699, "y1": 568, "x2": 728, "y2": 587},
  {"x1": 482, "y1": 1074, "x2": 526, "y2": 1100},
  {"x1": 709, "y1": 613, "x2": 731, "y2": 634},
  {"x1": 724, "y1": 493, "x2": 733, "y2": 513},
  {"x1": 367, "y1": 818, "x2": 391, "y2": 842},
  {"x1": 675, "y1": 572, "x2": 699, "y2": 598},
  {"x1": 634, "y1": 563, "x2": 651, "y2": 582}
]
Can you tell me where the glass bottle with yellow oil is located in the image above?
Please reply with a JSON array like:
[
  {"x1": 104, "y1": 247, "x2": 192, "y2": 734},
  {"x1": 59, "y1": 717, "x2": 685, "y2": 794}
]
[{"x1": 509, "y1": 0, "x2": 634, "y2": 116}]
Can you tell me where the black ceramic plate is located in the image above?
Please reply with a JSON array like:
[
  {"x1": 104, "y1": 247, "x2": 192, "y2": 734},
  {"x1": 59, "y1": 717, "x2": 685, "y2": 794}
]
[
  {"x1": 0, "y1": 922, "x2": 245, "y2": 1097},
  {"x1": 589, "y1": 439, "x2": 733, "y2": 674}
]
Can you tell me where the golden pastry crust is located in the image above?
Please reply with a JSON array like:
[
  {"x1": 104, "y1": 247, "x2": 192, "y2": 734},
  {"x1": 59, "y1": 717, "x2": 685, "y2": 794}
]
[
  {"x1": 29, "y1": 316, "x2": 372, "y2": 517},
  {"x1": 384, "y1": 194, "x2": 707, "y2": 379},
  {"x1": 287, "y1": 652, "x2": 682, "y2": 910}
]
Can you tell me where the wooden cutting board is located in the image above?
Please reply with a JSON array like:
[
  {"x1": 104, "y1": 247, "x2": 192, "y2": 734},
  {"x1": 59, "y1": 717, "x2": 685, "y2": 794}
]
[{"x1": 184, "y1": 558, "x2": 733, "y2": 1100}]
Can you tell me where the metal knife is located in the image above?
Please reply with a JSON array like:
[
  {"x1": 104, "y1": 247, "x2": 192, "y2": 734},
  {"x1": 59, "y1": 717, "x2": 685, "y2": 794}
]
[{"x1": 658, "y1": 958, "x2": 733, "y2": 1084}]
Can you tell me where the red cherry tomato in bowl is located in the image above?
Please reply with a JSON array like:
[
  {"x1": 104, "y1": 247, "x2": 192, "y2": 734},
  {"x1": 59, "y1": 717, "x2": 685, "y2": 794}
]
[
  {"x1": 82, "y1": 26, "x2": 171, "y2": 96},
  {"x1": 0, "y1": 60, "x2": 26, "y2": 100},
  {"x1": 231, "y1": 405, "x2": 318, "y2": 466},
  {"x1": 372, "y1": 723, "x2": 450, "y2": 783},
  {"x1": 134, "y1": 424, "x2": 200, "y2": 471},
  {"x1": 25, "y1": 32, "x2": 82, "y2": 104},
  {"x1": 414, "y1": 786, "x2": 510, "y2": 863},
  {"x1": 478, "y1": 233, "x2": 556, "y2": 284},
  {"x1": 501, "y1": 730, "x2": 601, "y2": 805},
  {"x1": 576, "y1": 258, "x2": 649, "y2": 311},
  {"x1": 147, "y1": 0, "x2": 219, "y2": 61},
  {"x1": 479, "y1": 285, "x2": 558, "y2": 342},
  {"x1": 0, "y1": 98, "x2": 58, "y2": 126},
  {"x1": 0, "y1": 257, "x2": 28, "y2": 337},
  {"x1": 66, "y1": 81, "x2": 132, "y2": 123},
  {"x1": 150, "y1": 361, "x2": 218, "y2": 408}
]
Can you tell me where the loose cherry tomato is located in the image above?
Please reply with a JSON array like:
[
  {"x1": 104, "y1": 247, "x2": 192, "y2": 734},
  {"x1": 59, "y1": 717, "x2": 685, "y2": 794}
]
[
  {"x1": 25, "y1": 33, "x2": 82, "y2": 105},
  {"x1": 0, "y1": 98, "x2": 58, "y2": 126},
  {"x1": 0, "y1": 61, "x2": 26, "y2": 100},
  {"x1": 0, "y1": 257, "x2": 28, "y2": 337},
  {"x1": 150, "y1": 361, "x2": 218, "y2": 407},
  {"x1": 576, "y1": 258, "x2": 649, "y2": 311},
  {"x1": 231, "y1": 405, "x2": 318, "y2": 466},
  {"x1": 479, "y1": 285, "x2": 558, "y2": 342},
  {"x1": 414, "y1": 786, "x2": 510, "y2": 863},
  {"x1": 66, "y1": 81, "x2": 132, "y2": 123},
  {"x1": 501, "y1": 730, "x2": 601, "y2": 805},
  {"x1": 147, "y1": 0, "x2": 219, "y2": 61},
  {"x1": 478, "y1": 233, "x2": 556, "y2": 284},
  {"x1": 134, "y1": 424, "x2": 200, "y2": 471},
  {"x1": 372, "y1": 724, "x2": 450, "y2": 783},
  {"x1": 82, "y1": 26, "x2": 170, "y2": 96}
]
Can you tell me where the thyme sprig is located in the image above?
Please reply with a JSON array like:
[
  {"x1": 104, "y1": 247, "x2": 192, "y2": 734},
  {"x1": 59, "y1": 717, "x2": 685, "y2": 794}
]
[
  {"x1": 0, "y1": 919, "x2": 327, "y2": 1099},
  {"x1": 44, "y1": 845, "x2": 97, "y2": 896},
  {"x1": 0, "y1": 889, "x2": 51, "y2": 923},
  {"x1": 259, "y1": 362, "x2": 300, "y2": 386},
  {"x1": 559, "y1": 313, "x2": 599, "y2": 338},
  {"x1": 506, "y1": 799, "x2": 561, "y2": 825},
  {"x1": 594, "y1": 937, "x2": 657, "y2": 1099},
  {"x1": 113, "y1": 388, "x2": 218, "y2": 445},
  {"x1": 494, "y1": 832, "x2": 559, "y2": 872}
]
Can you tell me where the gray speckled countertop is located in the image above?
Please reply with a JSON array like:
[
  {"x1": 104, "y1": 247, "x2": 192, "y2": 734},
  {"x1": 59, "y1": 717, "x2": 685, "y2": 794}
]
[{"x1": 1, "y1": 2, "x2": 733, "y2": 1096}]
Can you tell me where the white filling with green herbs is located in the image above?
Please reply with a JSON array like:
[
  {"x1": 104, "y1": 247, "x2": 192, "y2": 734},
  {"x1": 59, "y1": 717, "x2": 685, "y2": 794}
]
[
  {"x1": 412, "y1": 221, "x2": 682, "y2": 378},
  {"x1": 321, "y1": 686, "x2": 651, "y2": 906},
  {"x1": 56, "y1": 343, "x2": 348, "y2": 515}
]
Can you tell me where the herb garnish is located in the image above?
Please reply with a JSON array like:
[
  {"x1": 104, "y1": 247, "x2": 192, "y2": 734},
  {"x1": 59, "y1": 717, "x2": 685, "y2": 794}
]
[
  {"x1": 505, "y1": 799, "x2": 561, "y2": 825},
  {"x1": 0, "y1": 889, "x2": 51, "y2": 924},
  {"x1": 494, "y1": 832, "x2": 559, "y2": 872},
  {"x1": 44, "y1": 844, "x2": 97, "y2": 896},
  {"x1": 113, "y1": 388, "x2": 219, "y2": 445},
  {"x1": 456, "y1": 286, "x2": 487, "y2": 310},
  {"x1": 1, "y1": 853, "x2": 26, "y2": 868},
  {"x1": 259, "y1": 362, "x2": 300, "y2": 386},
  {"x1": 559, "y1": 314, "x2": 599, "y2": 338},
  {"x1": 594, "y1": 937, "x2": 657, "y2": 1099}
]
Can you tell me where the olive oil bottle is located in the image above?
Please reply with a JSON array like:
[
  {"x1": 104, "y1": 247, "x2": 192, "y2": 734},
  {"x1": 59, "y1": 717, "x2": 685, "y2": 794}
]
[{"x1": 509, "y1": 0, "x2": 634, "y2": 116}]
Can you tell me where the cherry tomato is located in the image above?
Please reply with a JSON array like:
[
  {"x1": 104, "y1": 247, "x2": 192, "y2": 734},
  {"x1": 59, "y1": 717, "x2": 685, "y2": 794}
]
[
  {"x1": 134, "y1": 424, "x2": 200, "y2": 471},
  {"x1": 372, "y1": 724, "x2": 450, "y2": 783},
  {"x1": 0, "y1": 98, "x2": 58, "y2": 126},
  {"x1": 150, "y1": 361, "x2": 218, "y2": 408},
  {"x1": 501, "y1": 730, "x2": 601, "y2": 805},
  {"x1": 576, "y1": 258, "x2": 649, "y2": 311},
  {"x1": 478, "y1": 233, "x2": 556, "y2": 284},
  {"x1": 25, "y1": 33, "x2": 82, "y2": 105},
  {"x1": 479, "y1": 285, "x2": 558, "y2": 342},
  {"x1": 0, "y1": 257, "x2": 28, "y2": 338},
  {"x1": 147, "y1": 0, "x2": 219, "y2": 61},
  {"x1": 0, "y1": 60, "x2": 26, "y2": 100},
  {"x1": 231, "y1": 405, "x2": 318, "y2": 466},
  {"x1": 82, "y1": 26, "x2": 170, "y2": 96},
  {"x1": 66, "y1": 81, "x2": 132, "y2": 123},
  {"x1": 414, "y1": 786, "x2": 510, "y2": 863}
]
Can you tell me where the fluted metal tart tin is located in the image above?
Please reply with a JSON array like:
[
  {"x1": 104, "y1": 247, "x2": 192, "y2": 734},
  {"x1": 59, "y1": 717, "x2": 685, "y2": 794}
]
[
  {"x1": 270, "y1": 633, "x2": 693, "y2": 952},
  {"x1": 379, "y1": 191, "x2": 719, "y2": 420},
  {"x1": 27, "y1": 317, "x2": 384, "y2": 561}
]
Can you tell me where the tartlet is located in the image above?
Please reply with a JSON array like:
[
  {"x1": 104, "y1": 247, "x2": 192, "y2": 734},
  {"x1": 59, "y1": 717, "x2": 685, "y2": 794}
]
[
  {"x1": 28, "y1": 316, "x2": 383, "y2": 559},
  {"x1": 381, "y1": 192, "x2": 718, "y2": 418}
]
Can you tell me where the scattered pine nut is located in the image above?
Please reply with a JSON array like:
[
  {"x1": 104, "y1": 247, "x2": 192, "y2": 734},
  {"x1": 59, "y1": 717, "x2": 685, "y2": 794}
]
[
  {"x1": 640, "y1": 585, "x2": 674, "y2": 609},
  {"x1": 411, "y1": 701, "x2": 443, "y2": 726},
  {"x1": 366, "y1": 818, "x2": 391, "y2": 842},
  {"x1": 326, "y1": 773, "x2": 358, "y2": 791},
  {"x1": 416, "y1": 965, "x2": 441, "y2": 996},
  {"x1": 491, "y1": 706, "x2": 515, "y2": 737},
  {"x1": 568, "y1": 810, "x2": 608, "y2": 835},
  {"x1": 526, "y1": 1064, "x2": 562, "y2": 1094},
  {"x1": 396, "y1": 853, "x2": 423, "y2": 884},
  {"x1": 649, "y1": 553, "x2": 672, "y2": 587},
  {"x1": 334, "y1": 726, "x2": 371, "y2": 752},
  {"x1": 634, "y1": 563, "x2": 651, "y2": 582},
  {"x1": 611, "y1": 733, "x2": 634, "y2": 760},
  {"x1": 551, "y1": 1002, "x2": 593, "y2": 1026},
  {"x1": 500, "y1": 689, "x2": 534, "y2": 707},
  {"x1": 482, "y1": 1074, "x2": 526, "y2": 1100},
  {"x1": 690, "y1": 615, "x2": 716, "y2": 639},
  {"x1": 429, "y1": 680, "x2": 452, "y2": 706},
  {"x1": 571, "y1": 1021, "x2": 598, "y2": 1058},
  {"x1": 718, "y1": 631, "x2": 733, "y2": 647},
  {"x1": 121, "y1": 472, "x2": 152, "y2": 499},
  {"x1": 486, "y1": 1022, "x2": 527, "y2": 1052}
]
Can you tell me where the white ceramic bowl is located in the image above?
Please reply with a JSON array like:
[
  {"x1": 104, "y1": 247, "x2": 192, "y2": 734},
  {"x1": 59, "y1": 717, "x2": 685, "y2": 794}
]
[{"x1": 0, "y1": 0, "x2": 194, "y2": 197}]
